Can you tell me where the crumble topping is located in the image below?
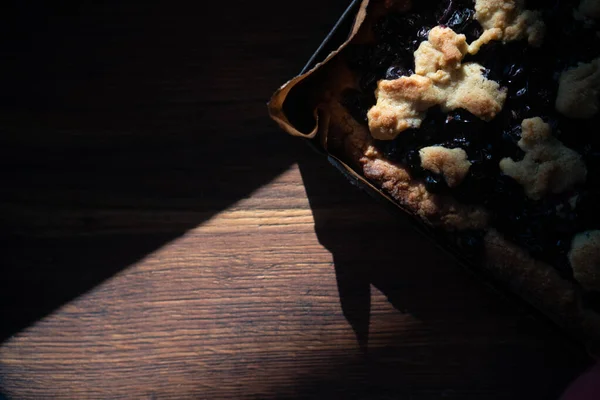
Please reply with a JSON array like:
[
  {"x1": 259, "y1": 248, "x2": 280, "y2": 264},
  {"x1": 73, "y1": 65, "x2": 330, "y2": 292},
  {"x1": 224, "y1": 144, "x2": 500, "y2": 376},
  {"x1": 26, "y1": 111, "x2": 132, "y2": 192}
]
[
  {"x1": 415, "y1": 26, "x2": 469, "y2": 75},
  {"x1": 472, "y1": 0, "x2": 545, "y2": 49},
  {"x1": 368, "y1": 27, "x2": 506, "y2": 140},
  {"x1": 467, "y1": 28, "x2": 503, "y2": 54},
  {"x1": 419, "y1": 146, "x2": 472, "y2": 187},
  {"x1": 338, "y1": 0, "x2": 600, "y2": 283},
  {"x1": 499, "y1": 117, "x2": 587, "y2": 200},
  {"x1": 556, "y1": 58, "x2": 600, "y2": 119},
  {"x1": 270, "y1": 0, "x2": 600, "y2": 340},
  {"x1": 360, "y1": 148, "x2": 489, "y2": 230},
  {"x1": 569, "y1": 230, "x2": 600, "y2": 291}
]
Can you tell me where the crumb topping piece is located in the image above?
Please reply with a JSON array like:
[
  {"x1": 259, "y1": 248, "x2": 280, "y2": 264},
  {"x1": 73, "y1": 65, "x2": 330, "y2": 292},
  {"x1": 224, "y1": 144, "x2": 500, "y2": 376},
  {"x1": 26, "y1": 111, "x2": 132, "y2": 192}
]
[
  {"x1": 556, "y1": 58, "x2": 600, "y2": 119},
  {"x1": 360, "y1": 148, "x2": 489, "y2": 230},
  {"x1": 569, "y1": 230, "x2": 600, "y2": 291},
  {"x1": 419, "y1": 146, "x2": 472, "y2": 187},
  {"x1": 471, "y1": 0, "x2": 545, "y2": 50},
  {"x1": 499, "y1": 117, "x2": 587, "y2": 200},
  {"x1": 368, "y1": 27, "x2": 506, "y2": 140},
  {"x1": 415, "y1": 26, "x2": 469, "y2": 75}
]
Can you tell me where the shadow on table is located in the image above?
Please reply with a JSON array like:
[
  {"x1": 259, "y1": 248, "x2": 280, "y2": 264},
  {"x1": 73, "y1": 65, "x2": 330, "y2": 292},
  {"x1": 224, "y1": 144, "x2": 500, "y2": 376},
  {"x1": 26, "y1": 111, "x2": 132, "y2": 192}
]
[
  {"x1": 0, "y1": 133, "x2": 297, "y2": 344},
  {"x1": 297, "y1": 152, "x2": 483, "y2": 350},
  {"x1": 0, "y1": 0, "x2": 352, "y2": 343},
  {"x1": 270, "y1": 341, "x2": 588, "y2": 399},
  {"x1": 296, "y1": 152, "x2": 591, "y2": 399}
]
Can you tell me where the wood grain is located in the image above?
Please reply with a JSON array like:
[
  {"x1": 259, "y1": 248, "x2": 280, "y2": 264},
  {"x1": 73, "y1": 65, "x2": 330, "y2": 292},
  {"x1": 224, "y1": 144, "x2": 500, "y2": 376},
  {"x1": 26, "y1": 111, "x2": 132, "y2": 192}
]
[{"x1": 0, "y1": 1, "x2": 592, "y2": 399}]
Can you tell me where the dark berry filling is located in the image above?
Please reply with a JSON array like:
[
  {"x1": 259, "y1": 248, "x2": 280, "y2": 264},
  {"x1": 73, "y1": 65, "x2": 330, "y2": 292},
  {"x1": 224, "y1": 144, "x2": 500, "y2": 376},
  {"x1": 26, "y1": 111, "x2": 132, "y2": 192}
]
[
  {"x1": 340, "y1": 0, "x2": 600, "y2": 284},
  {"x1": 583, "y1": 291, "x2": 600, "y2": 312}
]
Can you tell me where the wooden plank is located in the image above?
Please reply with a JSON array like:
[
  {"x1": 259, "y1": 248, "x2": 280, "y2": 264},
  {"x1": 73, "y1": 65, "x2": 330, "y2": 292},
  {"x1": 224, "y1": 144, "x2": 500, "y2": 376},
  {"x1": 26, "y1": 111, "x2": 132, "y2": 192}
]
[
  {"x1": 0, "y1": 0, "x2": 591, "y2": 398},
  {"x1": 0, "y1": 164, "x2": 590, "y2": 399}
]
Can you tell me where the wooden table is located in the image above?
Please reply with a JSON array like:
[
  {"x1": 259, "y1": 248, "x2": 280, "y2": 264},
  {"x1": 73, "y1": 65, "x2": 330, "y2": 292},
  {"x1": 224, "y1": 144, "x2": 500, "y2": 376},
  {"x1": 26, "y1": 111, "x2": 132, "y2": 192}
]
[{"x1": 0, "y1": 1, "x2": 592, "y2": 398}]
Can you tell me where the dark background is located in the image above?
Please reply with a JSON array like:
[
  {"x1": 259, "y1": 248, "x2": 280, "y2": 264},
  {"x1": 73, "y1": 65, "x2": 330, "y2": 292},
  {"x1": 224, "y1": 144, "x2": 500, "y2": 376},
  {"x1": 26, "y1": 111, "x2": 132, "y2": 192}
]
[{"x1": 0, "y1": 0, "x2": 592, "y2": 398}]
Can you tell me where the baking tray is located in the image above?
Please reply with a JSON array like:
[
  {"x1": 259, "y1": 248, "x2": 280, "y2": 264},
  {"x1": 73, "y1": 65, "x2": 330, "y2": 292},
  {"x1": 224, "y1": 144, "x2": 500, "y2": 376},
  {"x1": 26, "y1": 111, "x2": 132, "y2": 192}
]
[{"x1": 293, "y1": 0, "x2": 592, "y2": 356}]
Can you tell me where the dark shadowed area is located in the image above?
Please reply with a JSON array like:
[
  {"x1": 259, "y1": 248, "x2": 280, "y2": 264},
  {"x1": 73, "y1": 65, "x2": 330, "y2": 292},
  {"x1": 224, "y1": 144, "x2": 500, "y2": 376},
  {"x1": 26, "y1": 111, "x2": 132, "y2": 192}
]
[
  {"x1": 0, "y1": 0, "x2": 592, "y2": 398},
  {"x1": 0, "y1": 0, "x2": 350, "y2": 341}
]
